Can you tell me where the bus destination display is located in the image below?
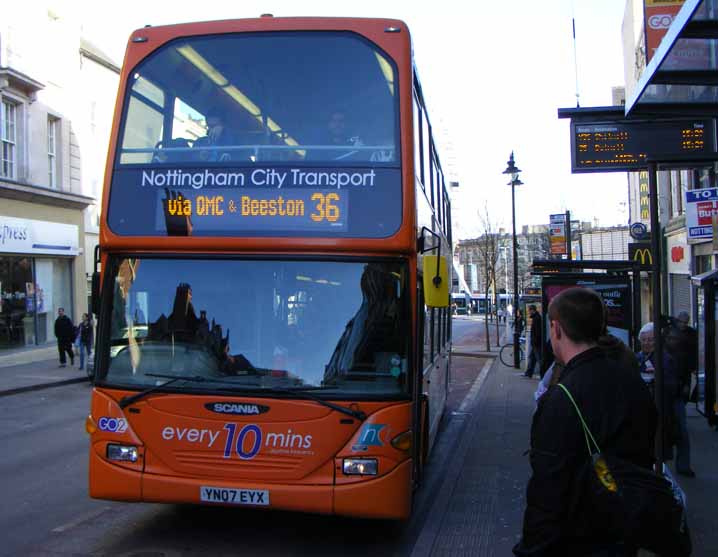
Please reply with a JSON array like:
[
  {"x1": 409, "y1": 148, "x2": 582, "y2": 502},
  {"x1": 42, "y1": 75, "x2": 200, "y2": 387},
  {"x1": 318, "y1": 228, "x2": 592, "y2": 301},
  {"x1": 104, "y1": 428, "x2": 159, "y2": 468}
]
[
  {"x1": 571, "y1": 119, "x2": 716, "y2": 173},
  {"x1": 158, "y1": 188, "x2": 349, "y2": 234},
  {"x1": 107, "y1": 166, "x2": 401, "y2": 238}
]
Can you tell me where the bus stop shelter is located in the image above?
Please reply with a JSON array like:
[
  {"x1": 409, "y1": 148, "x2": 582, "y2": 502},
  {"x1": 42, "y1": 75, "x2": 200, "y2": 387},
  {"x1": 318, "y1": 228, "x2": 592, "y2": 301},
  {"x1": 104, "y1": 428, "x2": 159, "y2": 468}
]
[
  {"x1": 625, "y1": 0, "x2": 718, "y2": 428},
  {"x1": 557, "y1": 0, "x2": 718, "y2": 464}
]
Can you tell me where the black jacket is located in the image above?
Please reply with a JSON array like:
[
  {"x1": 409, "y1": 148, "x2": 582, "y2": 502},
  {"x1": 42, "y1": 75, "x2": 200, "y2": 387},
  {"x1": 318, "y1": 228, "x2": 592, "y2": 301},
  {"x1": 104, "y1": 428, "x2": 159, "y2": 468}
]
[
  {"x1": 54, "y1": 315, "x2": 75, "y2": 342},
  {"x1": 514, "y1": 347, "x2": 657, "y2": 556},
  {"x1": 667, "y1": 324, "x2": 698, "y2": 387},
  {"x1": 529, "y1": 311, "x2": 543, "y2": 349},
  {"x1": 78, "y1": 320, "x2": 93, "y2": 347}
]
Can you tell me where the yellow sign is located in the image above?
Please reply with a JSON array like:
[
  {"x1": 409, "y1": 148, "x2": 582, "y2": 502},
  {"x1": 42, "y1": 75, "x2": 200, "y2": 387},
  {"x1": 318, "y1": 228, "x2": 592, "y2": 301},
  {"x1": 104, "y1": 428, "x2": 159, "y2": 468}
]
[
  {"x1": 639, "y1": 172, "x2": 650, "y2": 221},
  {"x1": 633, "y1": 248, "x2": 653, "y2": 266}
]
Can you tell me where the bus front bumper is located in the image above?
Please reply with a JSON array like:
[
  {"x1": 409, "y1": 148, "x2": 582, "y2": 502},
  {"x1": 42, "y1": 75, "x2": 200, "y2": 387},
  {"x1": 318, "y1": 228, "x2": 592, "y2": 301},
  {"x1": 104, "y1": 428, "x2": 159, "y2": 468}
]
[{"x1": 89, "y1": 451, "x2": 412, "y2": 520}]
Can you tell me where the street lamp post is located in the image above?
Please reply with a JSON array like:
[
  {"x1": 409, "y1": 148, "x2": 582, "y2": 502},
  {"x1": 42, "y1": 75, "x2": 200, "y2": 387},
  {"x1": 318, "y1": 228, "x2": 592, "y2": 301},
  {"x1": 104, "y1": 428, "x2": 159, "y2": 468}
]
[
  {"x1": 503, "y1": 152, "x2": 523, "y2": 369},
  {"x1": 500, "y1": 245, "x2": 510, "y2": 335}
]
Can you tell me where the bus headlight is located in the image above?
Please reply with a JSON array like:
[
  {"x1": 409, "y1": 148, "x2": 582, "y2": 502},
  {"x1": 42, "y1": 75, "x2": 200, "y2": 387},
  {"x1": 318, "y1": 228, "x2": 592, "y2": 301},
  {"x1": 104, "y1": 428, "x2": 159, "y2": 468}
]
[
  {"x1": 107, "y1": 444, "x2": 139, "y2": 463},
  {"x1": 342, "y1": 458, "x2": 378, "y2": 476}
]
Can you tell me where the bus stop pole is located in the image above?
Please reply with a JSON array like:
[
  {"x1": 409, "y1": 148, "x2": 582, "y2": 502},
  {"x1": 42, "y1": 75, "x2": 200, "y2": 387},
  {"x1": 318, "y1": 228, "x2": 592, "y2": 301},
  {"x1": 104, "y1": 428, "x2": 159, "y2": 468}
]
[
  {"x1": 704, "y1": 281, "x2": 716, "y2": 426},
  {"x1": 512, "y1": 181, "x2": 520, "y2": 369},
  {"x1": 648, "y1": 162, "x2": 665, "y2": 469}
]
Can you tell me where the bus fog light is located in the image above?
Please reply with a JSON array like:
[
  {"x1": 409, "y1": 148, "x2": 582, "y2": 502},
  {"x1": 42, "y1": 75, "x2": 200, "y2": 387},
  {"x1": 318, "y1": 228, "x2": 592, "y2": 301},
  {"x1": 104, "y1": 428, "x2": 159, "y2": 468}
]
[
  {"x1": 107, "y1": 444, "x2": 138, "y2": 463},
  {"x1": 343, "y1": 458, "x2": 378, "y2": 476}
]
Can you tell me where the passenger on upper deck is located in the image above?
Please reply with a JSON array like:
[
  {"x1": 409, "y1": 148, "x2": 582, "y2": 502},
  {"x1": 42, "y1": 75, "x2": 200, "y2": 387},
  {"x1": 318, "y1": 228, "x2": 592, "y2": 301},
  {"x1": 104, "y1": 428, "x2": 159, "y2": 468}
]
[
  {"x1": 306, "y1": 109, "x2": 393, "y2": 163},
  {"x1": 193, "y1": 110, "x2": 239, "y2": 162}
]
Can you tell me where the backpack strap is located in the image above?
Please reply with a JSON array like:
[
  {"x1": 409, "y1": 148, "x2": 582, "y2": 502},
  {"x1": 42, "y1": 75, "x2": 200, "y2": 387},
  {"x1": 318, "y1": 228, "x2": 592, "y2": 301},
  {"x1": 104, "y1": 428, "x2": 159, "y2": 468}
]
[{"x1": 557, "y1": 383, "x2": 602, "y2": 457}]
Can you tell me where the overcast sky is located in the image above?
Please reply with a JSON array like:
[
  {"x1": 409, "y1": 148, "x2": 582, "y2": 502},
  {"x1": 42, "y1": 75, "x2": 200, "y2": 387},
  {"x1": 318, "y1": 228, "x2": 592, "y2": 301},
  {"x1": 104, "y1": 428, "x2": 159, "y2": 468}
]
[{"x1": 70, "y1": 0, "x2": 629, "y2": 239}]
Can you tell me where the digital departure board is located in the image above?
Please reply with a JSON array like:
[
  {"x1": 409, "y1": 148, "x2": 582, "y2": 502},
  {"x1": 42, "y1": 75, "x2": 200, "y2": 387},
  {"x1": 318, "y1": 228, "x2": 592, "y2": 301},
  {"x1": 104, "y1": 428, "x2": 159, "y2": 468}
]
[
  {"x1": 570, "y1": 119, "x2": 716, "y2": 173},
  {"x1": 107, "y1": 166, "x2": 402, "y2": 238}
]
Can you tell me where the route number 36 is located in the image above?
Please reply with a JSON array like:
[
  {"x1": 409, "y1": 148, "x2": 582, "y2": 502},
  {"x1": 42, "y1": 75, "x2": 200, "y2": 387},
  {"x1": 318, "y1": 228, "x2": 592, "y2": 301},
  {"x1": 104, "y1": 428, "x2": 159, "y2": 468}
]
[{"x1": 310, "y1": 193, "x2": 340, "y2": 222}]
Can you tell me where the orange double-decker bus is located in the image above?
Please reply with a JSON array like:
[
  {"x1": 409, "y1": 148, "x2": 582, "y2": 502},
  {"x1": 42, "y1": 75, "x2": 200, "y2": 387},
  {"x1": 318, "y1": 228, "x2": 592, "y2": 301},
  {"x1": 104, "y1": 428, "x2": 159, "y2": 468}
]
[{"x1": 86, "y1": 16, "x2": 452, "y2": 520}]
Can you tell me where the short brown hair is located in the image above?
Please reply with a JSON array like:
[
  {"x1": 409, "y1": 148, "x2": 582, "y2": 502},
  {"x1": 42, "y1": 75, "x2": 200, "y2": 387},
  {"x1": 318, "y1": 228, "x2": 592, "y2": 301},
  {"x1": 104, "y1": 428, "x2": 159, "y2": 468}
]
[{"x1": 548, "y1": 287, "x2": 604, "y2": 343}]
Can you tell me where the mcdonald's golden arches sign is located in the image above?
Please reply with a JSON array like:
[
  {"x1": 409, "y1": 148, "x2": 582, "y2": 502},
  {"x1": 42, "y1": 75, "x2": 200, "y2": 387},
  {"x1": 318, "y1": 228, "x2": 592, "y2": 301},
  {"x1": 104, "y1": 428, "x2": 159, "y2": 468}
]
[{"x1": 629, "y1": 242, "x2": 654, "y2": 269}]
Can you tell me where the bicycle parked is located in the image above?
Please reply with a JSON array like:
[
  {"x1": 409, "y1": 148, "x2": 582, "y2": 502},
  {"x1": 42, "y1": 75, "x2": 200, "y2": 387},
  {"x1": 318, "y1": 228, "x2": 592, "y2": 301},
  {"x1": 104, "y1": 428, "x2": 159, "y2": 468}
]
[{"x1": 500, "y1": 336, "x2": 525, "y2": 367}]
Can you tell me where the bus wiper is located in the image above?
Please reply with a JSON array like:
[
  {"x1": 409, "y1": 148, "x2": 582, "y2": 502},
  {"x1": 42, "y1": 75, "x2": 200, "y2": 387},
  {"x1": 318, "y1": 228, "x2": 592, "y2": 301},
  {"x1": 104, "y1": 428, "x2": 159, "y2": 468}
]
[
  {"x1": 118, "y1": 373, "x2": 238, "y2": 408},
  {"x1": 262, "y1": 386, "x2": 367, "y2": 421},
  {"x1": 118, "y1": 374, "x2": 366, "y2": 421}
]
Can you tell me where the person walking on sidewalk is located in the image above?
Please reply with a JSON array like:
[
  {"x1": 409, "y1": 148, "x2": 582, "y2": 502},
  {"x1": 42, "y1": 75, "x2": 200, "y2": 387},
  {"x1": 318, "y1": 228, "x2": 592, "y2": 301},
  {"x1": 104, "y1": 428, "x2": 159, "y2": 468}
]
[
  {"x1": 76, "y1": 313, "x2": 94, "y2": 371},
  {"x1": 523, "y1": 305, "x2": 543, "y2": 378},
  {"x1": 638, "y1": 321, "x2": 694, "y2": 477},
  {"x1": 514, "y1": 308, "x2": 525, "y2": 336},
  {"x1": 514, "y1": 287, "x2": 656, "y2": 557},
  {"x1": 54, "y1": 307, "x2": 75, "y2": 368}
]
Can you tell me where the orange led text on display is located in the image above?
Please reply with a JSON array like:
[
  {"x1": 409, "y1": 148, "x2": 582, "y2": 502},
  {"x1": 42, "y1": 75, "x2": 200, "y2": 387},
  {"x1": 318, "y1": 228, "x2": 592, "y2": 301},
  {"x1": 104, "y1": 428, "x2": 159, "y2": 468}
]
[{"x1": 164, "y1": 192, "x2": 343, "y2": 222}]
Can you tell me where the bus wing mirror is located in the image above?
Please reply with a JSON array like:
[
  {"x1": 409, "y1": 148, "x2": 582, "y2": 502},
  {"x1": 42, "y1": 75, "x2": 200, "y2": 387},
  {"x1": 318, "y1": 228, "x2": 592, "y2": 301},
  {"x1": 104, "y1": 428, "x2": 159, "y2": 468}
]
[
  {"x1": 91, "y1": 272, "x2": 101, "y2": 317},
  {"x1": 91, "y1": 244, "x2": 101, "y2": 317},
  {"x1": 423, "y1": 255, "x2": 449, "y2": 308}
]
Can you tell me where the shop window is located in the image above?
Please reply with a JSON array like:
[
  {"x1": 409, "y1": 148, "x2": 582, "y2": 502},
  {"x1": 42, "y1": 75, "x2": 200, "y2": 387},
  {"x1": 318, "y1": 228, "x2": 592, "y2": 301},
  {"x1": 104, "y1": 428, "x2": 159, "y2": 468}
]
[{"x1": 0, "y1": 257, "x2": 33, "y2": 348}]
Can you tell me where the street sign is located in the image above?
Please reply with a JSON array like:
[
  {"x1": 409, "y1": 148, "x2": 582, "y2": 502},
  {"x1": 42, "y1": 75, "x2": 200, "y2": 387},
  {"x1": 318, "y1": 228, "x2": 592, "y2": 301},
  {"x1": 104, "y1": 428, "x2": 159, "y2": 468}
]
[
  {"x1": 629, "y1": 222, "x2": 649, "y2": 240},
  {"x1": 549, "y1": 213, "x2": 567, "y2": 255},
  {"x1": 570, "y1": 118, "x2": 716, "y2": 173},
  {"x1": 629, "y1": 242, "x2": 654, "y2": 269}
]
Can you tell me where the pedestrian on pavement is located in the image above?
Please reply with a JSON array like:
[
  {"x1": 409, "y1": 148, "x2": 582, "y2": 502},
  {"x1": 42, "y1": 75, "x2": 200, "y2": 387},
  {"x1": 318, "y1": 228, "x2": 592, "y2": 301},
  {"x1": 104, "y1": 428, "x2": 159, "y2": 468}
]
[
  {"x1": 54, "y1": 307, "x2": 75, "y2": 368},
  {"x1": 514, "y1": 308, "x2": 525, "y2": 337},
  {"x1": 514, "y1": 287, "x2": 656, "y2": 557},
  {"x1": 523, "y1": 305, "x2": 543, "y2": 379},
  {"x1": 639, "y1": 321, "x2": 695, "y2": 477},
  {"x1": 76, "y1": 313, "x2": 94, "y2": 371},
  {"x1": 667, "y1": 310, "x2": 698, "y2": 403}
]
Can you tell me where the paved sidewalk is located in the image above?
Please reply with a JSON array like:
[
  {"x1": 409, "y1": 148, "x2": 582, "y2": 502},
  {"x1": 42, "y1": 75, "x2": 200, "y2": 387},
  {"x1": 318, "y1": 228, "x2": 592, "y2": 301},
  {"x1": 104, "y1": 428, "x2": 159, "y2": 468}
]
[
  {"x1": 414, "y1": 354, "x2": 718, "y2": 556},
  {"x1": 0, "y1": 346, "x2": 89, "y2": 396}
]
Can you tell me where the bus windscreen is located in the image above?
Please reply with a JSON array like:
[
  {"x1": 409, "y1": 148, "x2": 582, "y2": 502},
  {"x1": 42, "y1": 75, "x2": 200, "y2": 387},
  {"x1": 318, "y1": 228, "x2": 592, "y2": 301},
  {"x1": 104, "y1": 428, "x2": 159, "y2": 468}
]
[
  {"x1": 102, "y1": 257, "x2": 410, "y2": 397},
  {"x1": 108, "y1": 32, "x2": 401, "y2": 238}
]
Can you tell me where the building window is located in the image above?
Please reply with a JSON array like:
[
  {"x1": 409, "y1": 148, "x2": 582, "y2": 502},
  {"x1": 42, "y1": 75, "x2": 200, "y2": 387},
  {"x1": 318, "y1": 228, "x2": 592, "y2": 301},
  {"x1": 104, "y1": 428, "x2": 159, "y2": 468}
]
[
  {"x1": 48, "y1": 117, "x2": 58, "y2": 188},
  {"x1": 1, "y1": 100, "x2": 17, "y2": 179}
]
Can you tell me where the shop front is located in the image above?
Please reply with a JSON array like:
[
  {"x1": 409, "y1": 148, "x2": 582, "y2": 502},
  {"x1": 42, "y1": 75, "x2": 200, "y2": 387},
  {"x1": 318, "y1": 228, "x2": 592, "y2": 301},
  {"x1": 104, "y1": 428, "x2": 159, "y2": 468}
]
[
  {"x1": 0, "y1": 216, "x2": 79, "y2": 351},
  {"x1": 667, "y1": 231, "x2": 692, "y2": 316}
]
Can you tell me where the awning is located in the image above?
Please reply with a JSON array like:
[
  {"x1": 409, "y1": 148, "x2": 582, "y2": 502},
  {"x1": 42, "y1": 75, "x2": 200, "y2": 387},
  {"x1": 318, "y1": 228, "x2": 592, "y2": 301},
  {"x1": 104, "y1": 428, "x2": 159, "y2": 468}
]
[
  {"x1": 626, "y1": 0, "x2": 718, "y2": 117},
  {"x1": 691, "y1": 268, "x2": 718, "y2": 286}
]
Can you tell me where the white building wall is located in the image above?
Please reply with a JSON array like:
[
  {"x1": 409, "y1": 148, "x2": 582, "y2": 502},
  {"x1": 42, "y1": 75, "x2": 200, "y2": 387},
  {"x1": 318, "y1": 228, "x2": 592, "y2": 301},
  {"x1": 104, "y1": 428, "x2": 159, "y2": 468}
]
[{"x1": 2, "y1": 3, "x2": 120, "y2": 315}]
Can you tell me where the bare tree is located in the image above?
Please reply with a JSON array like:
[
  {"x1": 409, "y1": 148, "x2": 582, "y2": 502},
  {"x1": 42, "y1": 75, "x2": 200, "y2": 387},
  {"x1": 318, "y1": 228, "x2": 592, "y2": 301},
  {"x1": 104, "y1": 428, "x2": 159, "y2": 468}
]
[{"x1": 476, "y1": 204, "x2": 501, "y2": 351}]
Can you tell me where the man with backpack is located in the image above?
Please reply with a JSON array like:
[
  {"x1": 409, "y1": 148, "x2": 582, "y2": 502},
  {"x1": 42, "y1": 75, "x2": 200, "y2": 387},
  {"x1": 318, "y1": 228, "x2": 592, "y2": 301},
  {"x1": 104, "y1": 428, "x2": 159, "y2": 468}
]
[{"x1": 514, "y1": 288, "x2": 657, "y2": 556}]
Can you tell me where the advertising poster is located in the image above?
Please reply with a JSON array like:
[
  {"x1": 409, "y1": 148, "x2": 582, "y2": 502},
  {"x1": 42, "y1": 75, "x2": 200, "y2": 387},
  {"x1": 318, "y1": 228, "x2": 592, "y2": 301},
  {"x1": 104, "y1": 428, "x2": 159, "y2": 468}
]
[
  {"x1": 644, "y1": 1, "x2": 686, "y2": 62},
  {"x1": 541, "y1": 275, "x2": 633, "y2": 345},
  {"x1": 685, "y1": 187, "x2": 718, "y2": 241}
]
